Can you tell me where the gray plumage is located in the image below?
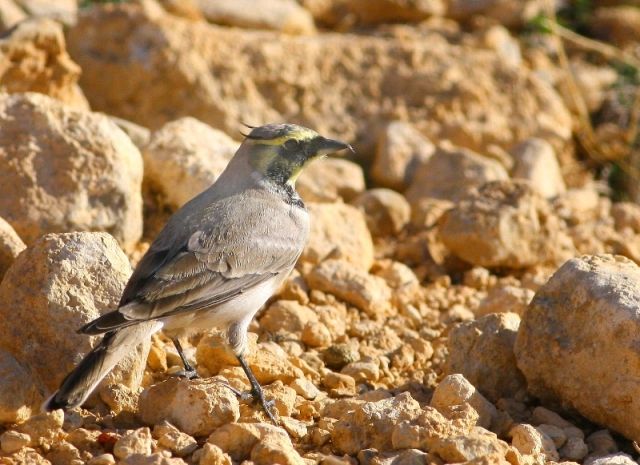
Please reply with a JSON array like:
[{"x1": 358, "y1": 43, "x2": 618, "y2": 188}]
[{"x1": 43, "y1": 123, "x2": 349, "y2": 415}]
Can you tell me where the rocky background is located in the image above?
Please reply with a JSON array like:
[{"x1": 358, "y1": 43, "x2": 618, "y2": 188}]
[{"x1": 1, "y1": 0, "x2": 640, "y2": 464}]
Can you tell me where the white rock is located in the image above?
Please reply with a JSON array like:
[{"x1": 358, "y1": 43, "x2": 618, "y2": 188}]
[{"x1": 511, "y1": 138, "x2": 566, "y2": 198}]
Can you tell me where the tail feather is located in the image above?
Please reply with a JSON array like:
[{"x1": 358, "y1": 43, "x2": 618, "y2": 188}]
[{"x1": 43, "y1": 322, "x2": 162, "y2": 412}]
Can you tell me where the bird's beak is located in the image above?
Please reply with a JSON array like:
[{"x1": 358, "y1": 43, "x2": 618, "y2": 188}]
[{"x1": 312, "y1": 137, "x2": 354, "y2": 157}]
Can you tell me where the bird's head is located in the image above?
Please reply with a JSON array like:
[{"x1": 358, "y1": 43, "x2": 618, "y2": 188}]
[{"x1": 240, "y1": 123, "x2": 352, "y2": 186}]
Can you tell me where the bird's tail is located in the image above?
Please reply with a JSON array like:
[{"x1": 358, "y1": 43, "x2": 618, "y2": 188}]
[{"x1": 42, "y1": 322, "x2": 161, "y2": 411}]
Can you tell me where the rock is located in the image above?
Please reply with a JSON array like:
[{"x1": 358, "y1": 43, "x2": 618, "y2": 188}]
[
  {"x1": 0, "y1": 93, "x2": 143, "y2": 252},
  {"x1": 446, "y1": 0, "x2": 542, "y2": 27},
  {"x1": 509, "y1": 424, "x2": 559, "y2": 462},
  {"x1": 560, "y1": 436, "x2": 588, "y2": 461},
  {"x1": 196, "y1": 0, "x2": 315, "y2": 34},
  {"x1": 259, "y1": 300, "x2": 318, "y2": 335},
  {"x1": 109, "y1": 116, "x2": 151, "y2": 150},
  {"x1": 0, "y1": 349, "x2": 41, "y2": 424},
  {"x1": 342, "y1": 360, "x2": 380, "y2": 384},
  {"x1": 351, "y1": 189, "x2": 411, "y2": 237},
  {"x1": 611, "y1": 202, "x2": 640, "y2": 233},
  {"x1": 0, "y1": 430, "x2": 31, "y2": 454},
  {"x1": 302, "y1": 203, "x2": 374, "y2": 271},
  {"x1": 0, "y1": 18, "x2": 88, "y2": 109},
  {"x1": 371, "y1": 121, "x2": 434, "y2": 190},
  {"x1": 250, "y1": 430, "x2": 305, "y2": 465},
  {"x1": 297, "y1": 158, "x2": 365, "y2": 203},
  {"x1": 0, "y1": 217, "x2": 25, "y2": 280},
  {"x1": 198, "y1": 443, "x2": 232, "y2": 465},
  {"x1": 0, "y1": 232, "x2": 150, "y2": 396},
  {"x1": 113, "y1": 428, "x2": 153, "y2": 460},
  {"x1": 446, "y1": 313, "x2": 526, "y2": 402},
  {"x1": 430, "y1": 374, "x2": 497, "y2": 430},
  {"x1": 586, "y1": 453, "x2": 636, "y2": 465},
  {"x1": 439, "y1": 181, "x2": 572, "y2": 269},
  {"x1": 332, "y1": 392, "x2": 422, "y2": 454},
  {"x1": 120, "y1": 453, "x2": 187, "y2": 465},
  {"x1": 589, "y1": 7, "x2": 640, "y2": 49},
  {"x1": 301, "y1": 321, "x2": 333, "y2": 348},
  {"x1": 476, "y1": 285, "x2": 535, "y2": 317},
  {"x1": 405, "y1": 145, "x2": 509, "y2": 205},
  {"x1": 6, "y1": 447, "x2": 51, "y2": 464},
  {"x1": 303, "y1": 0, "x2": 444, "y2": 26},
  {"x1": 207, "y1": 423, "x2": 291, "y2": 463},
  {"x1": 139, "y1": 378, "x2": 240, "y2": 437},
  {"x1": 306, "y1": 259, "x2": 393, "y2": 318},
  {"x1": 14, "y1": 0, "x2": 76, "y2": 25},
  {"x1": 586, "y1": 429, "x2": 618, "y2": 457},
  {"x1": 511, "y1": 138, "x2": 566, "y2": 199},
  {"x1": 515, "y1": 254, "x2": 640, "y2": 442},
  {"x1": 143, "y1": 117, "x2": 238, "y2": 209},
  {"x1": 428, "y1": 427, "x2": 509, "y2": 463},
  {"x1": 88, "y1": 454, "x2": 116, "y2": 465},
  {"x1": 571, "y1": 60, "x2": 618, "y2": 113},
  {"x1": 67, "y1": 4, "x2": 571, "y2": 155},
  {"x1": 0, "y1": 0, "x2": 27, "y2": 31},
  {"x1": 322, "y1": 372, "x2": 356, "y2": 397},
  {"x1": 322, "y1": 343, "x2": 360, "y2": 370},
  {"x1": 290, "y1": 378, "x2": 320, "y2": 400},
  {"x1": 196, "y1": 332, "x2": 302, "y2": 383},
  {"x1": 153, "y1": 422, "x2": 198, "y2": 457},
  {"x1": 482, "y1": 25, "x2": 521, "y2": 69},
  {"x1": 15, "y1": 410, "x2": 64, "y2": 448}
]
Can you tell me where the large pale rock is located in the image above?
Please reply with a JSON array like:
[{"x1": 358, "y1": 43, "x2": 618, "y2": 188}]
[
  {"x1": 351, "y1": 188, "x2": 411, "y2": 237},
  {"x1": 139, "y1": 378, "x2": 240, "y2": 437},
  {"x1": 515, "y1": 254, "x2": 640, "y2": 442},
  {"x1": 0, "y1": 232, "x2": 149, "y2": 394},
  {"x1": 302, "y1": 0, "x2": 444, "y2": 26},
  {"x1": 430, "y1": 374, "x2": 497, "y2": 430},
  {"x1": 0, "y1": 93, "x2": 143, "y2": 252},
  {"x1": 332, "y1": 392, "x2": 423, "y2": 454},
  {"x1": 439, "y1": 181, "x2": 573, "y2": 269},
  {"x1": 297, "y1": 158, "x2": 365, "y2": 203},
  {"x1": 208, "y1": 423, "x2": 292, "y2": 463},
  {"x1": 302, "y1": 202, "x2": 374, "y2": 271},
  {"x1": 371, "y1": 121, "x2": 434, "y2": 190},
  {"x1": 405, "y1": 145, "x2": 508, "y2": 205},
  {"x1": 0, "y1": 18, "x2": 88, "y2": 109},
  {"x1": 67, "y1": 4, "x2": 571, "y2": 155},
  {"x1": 0, "y1": 216, "x2": 25, "y2": 280},
  {"x1": 196, "y1": 0, "x2": 315, "y2": 34},
  {"x1": 0, "y1": 0, "x2": 27, "y2": 31},
  {"x1": 447, "y1": 0, "x2": 542, "y2": 27},
  {"x1": 511, "y1": 138, "x2": 565, "y2": 199},
  {"x1": 144, "y1": 117, "x2": 237, "y2": 209},
  {"x1": 306, "y1": 259, "x2": 393, "y2": 318},
  {"x1": 446, "y1": 313, "x2": 527, "y2": 402},
  {"x1": 0, "y1": 349, "x2": 41, "y2": 424}
]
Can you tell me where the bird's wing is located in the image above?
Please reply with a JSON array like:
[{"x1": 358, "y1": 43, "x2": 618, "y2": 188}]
[{"x1": 81, "y1": 221, "x2": 303, "y2": 334}]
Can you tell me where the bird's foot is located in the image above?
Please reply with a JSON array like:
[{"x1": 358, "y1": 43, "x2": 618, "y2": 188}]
[
  {"x1": 173, "y1": 368, "x2": 200, "y2": 380},
  {"x1": 249, "y1": 386, "x2": 278, "y2": 425}
]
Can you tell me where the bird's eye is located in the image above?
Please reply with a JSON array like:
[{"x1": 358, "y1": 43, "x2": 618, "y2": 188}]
[{"x1": 283, "y1": 139, "x2": 300, "y2": 151}]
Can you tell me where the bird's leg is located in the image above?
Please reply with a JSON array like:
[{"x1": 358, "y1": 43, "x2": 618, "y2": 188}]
[
  {"x1": 236, "y1": 353, "x2": 278, "y2": 424},
  {"x1": 171, "y1": 338, "x2": 199, "y2": 380}
]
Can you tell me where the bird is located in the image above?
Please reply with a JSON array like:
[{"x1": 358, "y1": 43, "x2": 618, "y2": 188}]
[{"x1": 43, "y1": 123, "x2": 352, "y2": 422}]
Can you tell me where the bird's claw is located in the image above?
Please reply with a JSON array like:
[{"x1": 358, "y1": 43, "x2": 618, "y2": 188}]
[{"x1": 173, "y1": 369, "x2": 199, "y2": 380}]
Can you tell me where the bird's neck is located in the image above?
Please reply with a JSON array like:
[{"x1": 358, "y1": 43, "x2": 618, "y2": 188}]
[{"x1": 250, "y1": 170, "x2": 305, "y2": 209}]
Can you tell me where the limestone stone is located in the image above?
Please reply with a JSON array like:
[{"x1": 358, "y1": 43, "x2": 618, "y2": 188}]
[
  {"x1": 198, "y1": 443, "x2": 232, "y2": 465},
  {"x1": 0, "y1": 93, "x2": 143, "y2": 252},
  {"x1": 196, "y1": 0, "x2": 315, "y2": 34},
  {"x1": 302, "y1": 203, "x2": 374, "y2": 271},
  {"x1": 0, "y1": 18, "x2": 88, "y2": 109},
  {"x1": 430, "y1": 374, "x2": 497, "y2": 430},
  {"x1": 0, "y1": 216, "x2": 25, "y2": 280},
  {"x1": 439, "y1": 181, "x2": 573, "y2": 269},
  {"x1": 153, "y1": 422, "x2": 198, "y2": 457},
  {"x1": 405, "y1": 144, "x2": 508, "y2": 205},
  {"x1": 306, "y1": 259, "x2": 393, "y2": 318},
  {"x1": 207, "y1": 423, "x2": 291, "y2": 463},
  {"x1": 0, "y1": 430, "x2": 30, "y2": 454},
  {"x1": 0, "y1": 350, "x2": 41, "y2": 424},
  {"x1": 143, "y1": 117, "x2": 238, "y2": 209},
  {"x1": 15, "y1": 410, "x2": 64, "y2": 448},
  {"x1": 113, "y1": 428, "x2": 153, "y2": 460},
  {"x1": 372, "y1": 121, "x2": 434, "y2": 190},
  {"x1": 302, "y1": 0, "x2": 444, "y2": 26},
  {"x1": 14, "y1": 0, "x2": 76, "y2": 25},
  {"x1": 515, "y1": 254, "x2": 640, "y2": 442},
  {"x1": 297, "y1": 158, "x2": 365, "y2": 204},
  {"x1": 0, "y1": 232, "x2": 149, "y2": 396},
  {"x1": 476, "y1": 285, "x2": 535, "y2": 317},
  {"x1": 0, "y1": 0, "x2": 26, "y2": 31},
  {"x1": 589, "y1": 7, "x2": 640, "y2": 48},
  {"x1": 139, "y1": 378, "x2": 240, "y2": 437},
  {"x1": 511, "y1": 138, "x2": 566, "y2": 199},
  {"x1": 351, "y1": 189, "x2": 411, "y2": 237},
  {"x1": 510, "y1": 423, "x2": 559, "y2": 462},
  {"x1": 446, "y1": 313, "x2": 527, "y2": 402}
]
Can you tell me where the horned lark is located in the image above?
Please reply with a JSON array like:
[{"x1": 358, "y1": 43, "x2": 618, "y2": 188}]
[{"x1": 44, "y1": 123, "x2": 351, "y2": 422}]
